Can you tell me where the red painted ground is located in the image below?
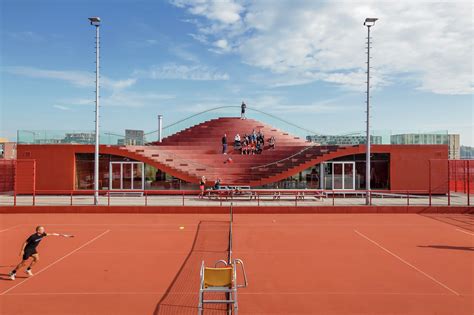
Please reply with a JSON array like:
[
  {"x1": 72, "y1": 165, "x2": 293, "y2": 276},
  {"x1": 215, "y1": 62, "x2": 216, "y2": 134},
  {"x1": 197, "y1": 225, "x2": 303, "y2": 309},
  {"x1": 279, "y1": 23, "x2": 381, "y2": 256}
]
[{"x1": 0, "y1": 213, "x2": 472, "y2": 314}]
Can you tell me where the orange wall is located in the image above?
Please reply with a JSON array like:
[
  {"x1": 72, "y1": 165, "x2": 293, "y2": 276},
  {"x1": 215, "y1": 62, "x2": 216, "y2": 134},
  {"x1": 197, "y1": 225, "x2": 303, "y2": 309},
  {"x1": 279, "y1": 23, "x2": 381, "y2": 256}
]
[
  {"x1": 17, "y1": 145, "x2": 83, "y2": 192},
  {"x1": 17, "y1": 144, "x2": 449, "y2": 193},
  {"x1": 387, "y1": 145, "x2": 448, "y2": 193}
]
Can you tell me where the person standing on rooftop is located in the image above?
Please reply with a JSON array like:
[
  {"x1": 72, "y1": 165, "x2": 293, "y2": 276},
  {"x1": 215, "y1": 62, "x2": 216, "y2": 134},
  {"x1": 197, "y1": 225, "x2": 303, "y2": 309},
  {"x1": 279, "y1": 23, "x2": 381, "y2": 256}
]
[
  {"x1": 241, "y1": 101, "x2": 246, "y2": 120},
  {"x1": 222, "y1": 134, "x2": 227, "y2": 155}
]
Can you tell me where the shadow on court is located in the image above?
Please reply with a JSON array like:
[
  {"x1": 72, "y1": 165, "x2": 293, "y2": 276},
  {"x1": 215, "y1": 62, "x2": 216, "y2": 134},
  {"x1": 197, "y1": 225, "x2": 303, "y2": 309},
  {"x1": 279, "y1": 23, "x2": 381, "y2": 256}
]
[
  {"x1": 154, "y1": 220, "x2": 230, "y2": 315},
  {"x1": 419, "y1": 213, "x2": 474, "y2": 231},
  {"x1": 0, "y1": 272, "x2": 27, "y2": 281},
  {"x1": 418, "y1": 245, "x2": 474, "y2": 251}
]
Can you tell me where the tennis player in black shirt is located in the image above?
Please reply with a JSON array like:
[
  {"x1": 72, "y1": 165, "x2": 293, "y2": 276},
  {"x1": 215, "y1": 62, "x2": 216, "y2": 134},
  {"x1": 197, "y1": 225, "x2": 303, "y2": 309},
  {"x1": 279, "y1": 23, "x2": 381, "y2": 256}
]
[{"x1": 9, "y1": 226, "x2": 73, "y2": 280}]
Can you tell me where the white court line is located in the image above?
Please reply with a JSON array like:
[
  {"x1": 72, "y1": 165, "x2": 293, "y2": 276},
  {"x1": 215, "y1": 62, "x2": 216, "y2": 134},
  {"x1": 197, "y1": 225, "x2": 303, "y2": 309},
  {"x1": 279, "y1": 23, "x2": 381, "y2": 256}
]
[
  {"x1": 456, "y1": 229, "x2": 474, "y2": 236},
  {"x1": 354, "y1": 229, "x2": 460, "y2": 296},
  {"x1": 0, "y1": 224, "x2": 23, "y2": 233},
  {"x1": 0, "y1": 229, "x2": 110, "y2": 296}
]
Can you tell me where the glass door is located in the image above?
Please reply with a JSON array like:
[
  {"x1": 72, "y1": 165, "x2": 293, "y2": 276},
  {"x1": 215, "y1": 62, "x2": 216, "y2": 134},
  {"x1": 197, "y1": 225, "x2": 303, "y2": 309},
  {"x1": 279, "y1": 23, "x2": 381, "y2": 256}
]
[
  {"x1": 332, "y1": 163, "x2": 343, "y2": 189},
  {"x1": 325, "y1": 161, "x2": 356, "y2": 190},
  {"x1": 343, "y1": 162, "x2": 355, "y2": 190},
  {"x1": 109, "y1": 162, "x2": 144, "y2": 190},
  {"x1": 110, "y1": 163, "x2": 121, "y2": 190}
]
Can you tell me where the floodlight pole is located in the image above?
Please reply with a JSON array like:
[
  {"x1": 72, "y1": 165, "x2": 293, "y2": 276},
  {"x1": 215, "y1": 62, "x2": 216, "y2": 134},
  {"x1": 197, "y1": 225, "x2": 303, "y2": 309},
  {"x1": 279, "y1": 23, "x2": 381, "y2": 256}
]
[
  {"x1": 90, "y1": 18, "x2": 101, "y2": 205},
  {"x1": 364, "y1": 18, "x2": 377, "y2": 205},
  {"x1": 158, "y1": 115, "x2": 163, "y2": 142}
]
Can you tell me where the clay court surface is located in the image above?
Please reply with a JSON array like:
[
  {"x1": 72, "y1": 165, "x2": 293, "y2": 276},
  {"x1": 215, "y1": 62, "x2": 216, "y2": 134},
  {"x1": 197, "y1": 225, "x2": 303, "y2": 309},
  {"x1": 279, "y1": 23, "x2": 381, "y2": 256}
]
[{"x1": 0, "y1": 212, "x2": 472, "y2": 314}]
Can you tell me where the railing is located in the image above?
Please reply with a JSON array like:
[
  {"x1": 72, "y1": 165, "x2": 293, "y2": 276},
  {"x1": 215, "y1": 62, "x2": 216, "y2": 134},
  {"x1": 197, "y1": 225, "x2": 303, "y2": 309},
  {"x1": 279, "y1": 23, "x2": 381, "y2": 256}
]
[
  {"x1": 17, "y1": 113, "x2": 449, "y2": 146},
  {"x1": 2, "y1": 189, "x2": 470, "y2": 207},
  {"x1": 17, "y1": 130, "x2": 125, "y2": 145},
  {"x1": 250, "y1": 143, "x2": 321, "y2": 170},
  {"x1": 144, "y1": 106, "x2": 323, "y2": 141}
]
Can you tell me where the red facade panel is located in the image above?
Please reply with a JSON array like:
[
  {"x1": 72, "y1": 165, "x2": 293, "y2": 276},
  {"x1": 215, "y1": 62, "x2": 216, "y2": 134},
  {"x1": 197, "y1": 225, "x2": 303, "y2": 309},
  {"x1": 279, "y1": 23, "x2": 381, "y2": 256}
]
[
  {"x1": 16, "y1": 143, "x2": 449, "y2": 194},
  {"x1": 15, "y1": 159, "x2": 36, "y2": 194}
]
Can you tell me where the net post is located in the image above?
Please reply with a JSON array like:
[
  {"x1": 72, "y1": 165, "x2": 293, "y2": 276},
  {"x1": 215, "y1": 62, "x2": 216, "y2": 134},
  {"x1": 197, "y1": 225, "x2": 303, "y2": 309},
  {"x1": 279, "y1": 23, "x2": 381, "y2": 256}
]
[{"x1": 228, "y1": 202, "x2": 233, "y2": 265}]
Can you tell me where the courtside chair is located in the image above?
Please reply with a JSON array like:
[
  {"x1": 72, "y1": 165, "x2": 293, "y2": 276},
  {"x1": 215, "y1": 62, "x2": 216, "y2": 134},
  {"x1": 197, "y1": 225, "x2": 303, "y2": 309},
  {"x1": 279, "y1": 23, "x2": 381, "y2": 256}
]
[{"x1": 198, "y1": 259, "x2": 248, "y2": 314}]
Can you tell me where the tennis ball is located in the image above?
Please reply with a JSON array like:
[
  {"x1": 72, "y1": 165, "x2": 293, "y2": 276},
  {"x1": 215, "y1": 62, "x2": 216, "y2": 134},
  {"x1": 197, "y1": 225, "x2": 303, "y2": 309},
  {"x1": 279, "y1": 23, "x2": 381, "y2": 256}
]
[{"x1": 179, "y1": 226, "x2": 185, "y2": 230}]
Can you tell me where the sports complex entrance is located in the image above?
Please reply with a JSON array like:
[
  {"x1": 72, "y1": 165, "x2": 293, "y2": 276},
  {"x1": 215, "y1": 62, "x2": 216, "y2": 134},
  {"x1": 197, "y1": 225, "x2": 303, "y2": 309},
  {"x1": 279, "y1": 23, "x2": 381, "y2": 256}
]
[
  {"x1": 322, "y1": 161, "x2": 356, "y2": 190},
  {"x1": 109, "y1": 161, "x2": 144, "y2": 190}
]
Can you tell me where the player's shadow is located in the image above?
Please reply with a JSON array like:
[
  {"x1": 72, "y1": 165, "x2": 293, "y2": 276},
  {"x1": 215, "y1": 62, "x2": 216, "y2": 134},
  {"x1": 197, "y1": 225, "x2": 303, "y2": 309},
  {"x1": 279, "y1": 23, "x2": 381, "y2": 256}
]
[
  {"x1": 153, "y1": 220, "x2": 230, "y2": 315},
  {"x1": 418, "y1": 245, "x2": 474, "y2": 251},
  {"x1": 0, "y1": 273, "x2": 27, "y2": 281}
]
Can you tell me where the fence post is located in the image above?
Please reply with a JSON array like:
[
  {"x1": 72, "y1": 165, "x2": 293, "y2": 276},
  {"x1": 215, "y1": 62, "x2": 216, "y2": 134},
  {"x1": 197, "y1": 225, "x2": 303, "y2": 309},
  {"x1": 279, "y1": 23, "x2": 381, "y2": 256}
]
[
  {"x1": 332, "y1": 191, "x2": 335, "y2": 206},
  {"x1": 447, "y1": 160, "x2": 451, "y2": 206},
  {"x1": 107, "y1": 191, "x2": 110, "y2": 206},
  {"x1": 70, "y1": 191, "x2": 73, "y2": 206},
  {"x1": 467, "y1": 160, "x2": 471, "y2": 206},
  {"x1": 295, "y1": 192, "x2": 297, "y2": 207},
  {"x1": 13, "y1": 160, "x2": 17, "y2": 206},
  {"x1": 182, "y1": 191, "x2": 185, "y2": 206},
  {"x1": 407, "y1": 191, "x2": 409, "y2": 206},
  {"x1": 257, "y1": 193, "x2": 260, "y2": 206},
  {"x1": 33, "y1": 189, "x2": 36, "y2": 206},
  {"x1": 429, "y1": 160, "x2": 432, "y2": 207},
  {"x1": 464, "y1": 160, "x2": 467, "y2": 194},
  {"x1": 145, "y1": 191, "x2": 147, "y2": 206},
  {"x1": 454, "y1": 160, "x2": 457, "y2": 192}
]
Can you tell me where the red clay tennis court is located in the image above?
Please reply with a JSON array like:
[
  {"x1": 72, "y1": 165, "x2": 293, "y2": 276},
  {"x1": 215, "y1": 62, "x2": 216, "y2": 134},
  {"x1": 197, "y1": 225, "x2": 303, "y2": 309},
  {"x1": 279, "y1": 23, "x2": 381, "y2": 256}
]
[{"x1": 0, "y1": 212, "x2": 473, "y2": 314}]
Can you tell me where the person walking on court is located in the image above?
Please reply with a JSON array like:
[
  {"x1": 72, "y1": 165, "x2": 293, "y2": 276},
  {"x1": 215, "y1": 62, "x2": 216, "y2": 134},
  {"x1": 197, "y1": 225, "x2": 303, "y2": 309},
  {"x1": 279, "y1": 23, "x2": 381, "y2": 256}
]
[
  {"x1": 241, "y1": 101, "x2": 246, "y2": 119},
  {"x1": 199, "y1": 176, "x2": 206, "y2": 199},
  {"x1": 222, "y1": 134, "x2": 228, "y2": 155},
  {"x1": 9, "y1": 226, "x2": 73, "y2": 280}
]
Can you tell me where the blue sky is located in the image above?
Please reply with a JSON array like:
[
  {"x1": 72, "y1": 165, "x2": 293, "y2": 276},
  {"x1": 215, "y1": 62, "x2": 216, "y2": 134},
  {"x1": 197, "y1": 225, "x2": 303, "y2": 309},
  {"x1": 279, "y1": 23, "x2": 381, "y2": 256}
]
[{"x1": 1, "y1": 0, "x2": 472, "y2": 145}]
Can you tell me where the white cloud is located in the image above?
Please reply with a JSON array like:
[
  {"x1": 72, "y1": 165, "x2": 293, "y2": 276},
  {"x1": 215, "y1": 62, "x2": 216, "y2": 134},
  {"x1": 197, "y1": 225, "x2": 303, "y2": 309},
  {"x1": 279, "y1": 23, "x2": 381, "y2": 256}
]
[
  {"x1": 5, "y1": 66, "x2": 136, "y2": 90},
  {"x1": 172, "y1": 0, "x2": 243, "y2": 24},
  {"x1": 60, "y1": 92, "x2": 175, "y2": 108},
  {"x1": 188, "y1": 33, "x2": 208, "y2": 44},
  {"x1": 212, "y1": 39, "x2": 231, "y2": 53},
  {"x1": 4, "y1": 31, "x2": 43, "y2": 42},
  {"x1": 171, "y1": 0, "x2": 474, "y2": 95},
  {"x1": 134, "y1": 63, "x2": 229, "y2": 80},
  {"x1": 146, "y1": 39, "x2": 158, "y2": 45},
  {"x1": 53, "y1": 105, "x2": 71, "y2": 111},
  {"x1": 170, "y1": 45, "x2": 200, "y2": 62},
  {"x1": 101, "y1": 91, "x2": 175, "y2": 108}
]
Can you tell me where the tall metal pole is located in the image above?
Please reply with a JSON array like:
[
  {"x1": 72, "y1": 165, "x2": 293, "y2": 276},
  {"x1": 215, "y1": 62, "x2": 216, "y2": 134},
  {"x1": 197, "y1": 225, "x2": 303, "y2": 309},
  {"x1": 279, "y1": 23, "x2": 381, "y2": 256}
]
[
  {"x1": 363, "y1": 18, "x2": 377, "y2": 205},
  {"x1": 365, "y1": 25, "x2": 371, "y2": 205},
  {"x1": 94, "y1": 24, "x2": 100, "y2": 205},
  {"x1": 158, "y1": 115, "x2": 163, "y2": 142},
  {"x1": 89, "y1": 17, "x2": 101, "y2": 205}
]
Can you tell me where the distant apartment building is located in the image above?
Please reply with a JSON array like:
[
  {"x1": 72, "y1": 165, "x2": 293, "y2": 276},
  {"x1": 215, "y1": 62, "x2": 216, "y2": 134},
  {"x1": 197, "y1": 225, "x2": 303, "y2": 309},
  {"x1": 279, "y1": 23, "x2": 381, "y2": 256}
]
[
  {"x1": 390, "y1": 133, "x2": 460, "y2": 159},
  {"x1": 117, "y1": 129, "x2": 145, "y2": 146},
  {"x1": 63, "y1": 132, "x2": 95, "y2": 144},
  {"x1": 460, "y1": 146, "x2": 474, "y2": 159},
  {"x1": 306, "y1": 135, "x2": 382, "y2": 146},
  {"x1": 0, "y1": 138, "x2": 17, "y2": 159}
]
